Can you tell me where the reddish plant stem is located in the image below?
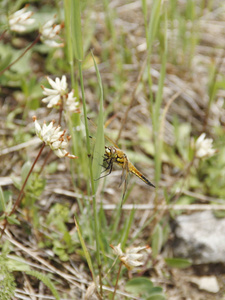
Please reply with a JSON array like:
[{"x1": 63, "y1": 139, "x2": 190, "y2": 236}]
[
  {"x1": 39, "y1": 149, "x2": 52, "y2": 175},
  {"x1": 10, "y1": 142, "x2": 46, "y2": 215},
  {"x1": 0, "y1": 142, "x2": 46, "y2": 238},
  {"x1": 0, "y1": 33, "x2": 41, "y2": 75},
  {"x1": 112, "y1": 261, "x2": 122, "y2": 300},
  {"x1": 0, "y1": 30, "x2": 7, "y2": 41}
]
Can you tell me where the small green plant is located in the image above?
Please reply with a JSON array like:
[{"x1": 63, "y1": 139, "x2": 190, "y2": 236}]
[
  {"x1": 46, "y1": 203, "x2": 76, "y2": 261},
  {"x1": 0, "y1": 255, "x2": 16, "y2": 300}
]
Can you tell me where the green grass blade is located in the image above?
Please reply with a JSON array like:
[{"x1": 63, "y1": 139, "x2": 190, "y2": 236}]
[
  {"x1": 64, "y1": 0, "x2": 74, "y2": 83},
  {"x1": 74, "y1": 216, "x2": 96, "y2": 282},
  {"x1": 120, "y1": 208, "x2": 135, "y2": 249},
  {"x1": 91, "y1": 51, "x2": 105, "y2": 191},
  {"x1": 146, "y1": 0, "x2": 162, "y2": 51},
  {"x1": 154, "y1": 11, "x2": 167, "y2": 185},
  {"x1": 0, "y1": 187, "x2": 6, "y2": 212},
  {"x1": 71, "y1": 0, "x2": 83, "y2": 61}
]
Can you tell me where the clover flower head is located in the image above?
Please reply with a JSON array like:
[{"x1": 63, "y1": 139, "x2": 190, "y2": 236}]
[
  {"x1": 41, "y1": 75, "x2": 80, "y2": 113},
  {"x1": 111, "y1": 243, "x2": 150, "y2": 270},
  {"x1": 195, "y1": 133, "x2": 216, "y2": 158},
  {"x1": 40, "y1": 17, "x2": 64, "y2": 48},
  {"x1": 41, "y1": 75, "x2": 67, "y2": 108},
  {"x1": 33, "y1": 116, "x2": 77, "y2": 159},
  {"x1": 9, "y1": 5, "x2": 35, "y2": 33},
  {"x1": 65, "y1": 90, "x2": 80, "y2": 113}
]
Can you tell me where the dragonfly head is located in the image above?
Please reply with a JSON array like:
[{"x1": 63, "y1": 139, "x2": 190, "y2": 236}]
[{"x1": 105, "y1": 146, "x2": 116, "y2": 158}]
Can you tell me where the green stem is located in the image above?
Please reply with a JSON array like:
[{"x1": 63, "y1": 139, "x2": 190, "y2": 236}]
[{"x1": 78, "y1": 61, "x2": 102, "y2": 295}]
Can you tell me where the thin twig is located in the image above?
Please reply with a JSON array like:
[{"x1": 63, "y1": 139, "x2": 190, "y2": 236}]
[
  {"x1": 0, "y1": 142, "x2": 46, "y2": 238},
  {"x1": 0, "y1": 33, "x2": 41, "y2": 75},
  {"x1": 159, "y1": 90, "x2": 183, "y2": 142},
  {"x1": 11, "y1": 142, "x2": 45, "y2": 216},
  {"x1": 102, "y1": 203, "x2": 225, "y2": 211},
  {"x1": 0, "y1": 137, "x2": 41, "y2": 156},
  {"x1": 0, "y1": 29, "x2": 7, "y2": 41},
  {"x1": 112, "y1": 262, "x2": 122, "y2": 300},
  {"x1": 116, "y1": 55, "x2": 148, "y2": 144},
  {"x1": 39, "y1": 149, "x2": 52, "y2": 175}
]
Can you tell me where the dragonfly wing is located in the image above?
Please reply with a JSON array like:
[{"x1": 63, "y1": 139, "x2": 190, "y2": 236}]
[
  {"x1": 119, "y1": 159, "x2": 128, "y2": 186},
  {"x1": 87, "y1": 117, "x2": 119, "y2": 148},
  {"x1": 121, "y1": 160, "x2": 129, "y2": 200}
]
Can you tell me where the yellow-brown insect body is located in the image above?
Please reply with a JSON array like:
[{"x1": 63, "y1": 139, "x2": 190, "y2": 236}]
[
  {"x1": 104, "y1": 146, "x2": 155, "y2": 188},
  {"x1": 128, "y1": 161, "x2": 155, "y2": 187},
  {"x1": 105, "y1": 146, "x2": 127, "y2": 167},
  {"x1": 88, "y1": 117, "x2": 155, "y2": 199}
]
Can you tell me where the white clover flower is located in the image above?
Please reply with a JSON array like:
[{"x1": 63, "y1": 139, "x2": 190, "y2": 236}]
[
  {"x1": 65, "y1": 90, "x2": 80, "y2": 113},
  {"x1": 33, "y1": 116, "x2": 77, "y2": 159},
  {"x1": 111, "y1": 243, "x2": 150, "y2": 270},
  {"x1": 41, "y1": 75, "x2": 67, "y2": 108},
  {"x1": 9, "y1": 5, "x2": 35, "y2": 33},
  {"x1": 40, "y1": 18, "x2": 64, "y2": 48},
  {"x1": 41, "y1": 75, "x2": 80, "y2": 113},
  {"x1": 195, "y1": 133, "x2": 216, "y2": 158}
]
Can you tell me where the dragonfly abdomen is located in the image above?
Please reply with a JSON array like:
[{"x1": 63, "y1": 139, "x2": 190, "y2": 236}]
[{"x1": 129, "y1": 162, "x2": 155, "y2": 188}]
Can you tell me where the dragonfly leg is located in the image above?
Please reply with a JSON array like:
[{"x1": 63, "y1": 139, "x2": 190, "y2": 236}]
[{"x1": 95, "y1": 159, "x2": 113, "y2": 180}]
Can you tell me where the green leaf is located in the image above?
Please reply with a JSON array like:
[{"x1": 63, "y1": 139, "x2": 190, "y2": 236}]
[
  {"x1": 25, "y1": 270, "x2": 60, "y2": 300},
  {"x1": 146, "y1": 286, "x2": 166, "y2": 300},
  {"x1": 126, "y1": 278, "x2": 166, "y2": 299},
  {"x1": 7, "y1": 256, "x2": 31, "y2": 272},
  {"x1": 21, "y1": 161, "x2": 32, "y2": 186},
  {"x1": 7, "y1": 215, "x2": 20, "y2": 225},
  {"x1": 152, "y1": 223, "x2": 163, "y2": 258},
  {"x1": 165, "y1": 257, "x2": 192, "y2": 268},
  {"x1": 125, "y1": 277, "x2": 154, "y2": 295},
  {"x1": 0, "y1": 53, "x2": 13, "y2": 72},
  {"x1": 147, "y1": 294, "x2": 166, "y2": 300},
  {"x1": 0, "y1": 187, "x2": 6, "y2": 212}
]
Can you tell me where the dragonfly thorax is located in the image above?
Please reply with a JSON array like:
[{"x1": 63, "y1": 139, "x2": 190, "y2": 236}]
[{"x1": 104, "y1": 146, "x2": 128, "y2": 167}]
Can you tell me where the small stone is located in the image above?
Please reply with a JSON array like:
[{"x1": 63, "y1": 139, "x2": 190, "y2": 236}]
[{"x1": 190, "y1": 276, "x2": 219, "y2": 293}]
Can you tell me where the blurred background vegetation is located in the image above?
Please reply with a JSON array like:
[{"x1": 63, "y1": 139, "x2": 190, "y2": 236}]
[{"x1": 0, "y1": 0, "x2": 225, "y2": 299}]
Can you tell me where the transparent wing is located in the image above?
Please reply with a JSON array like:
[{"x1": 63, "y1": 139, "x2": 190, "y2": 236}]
[
  {"x1": 87, "y1": 117, "x2": 119, "y2": 148},
  {"x1": 120, "y1": 159, "x2": 129, "y2": 200}
]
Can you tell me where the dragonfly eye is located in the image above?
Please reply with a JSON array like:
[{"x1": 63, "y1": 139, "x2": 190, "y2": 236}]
[{"x1": 105, "y1": 147, "x2": 111, "y2": 155}]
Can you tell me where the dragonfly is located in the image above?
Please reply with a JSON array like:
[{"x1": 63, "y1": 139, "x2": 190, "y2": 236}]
[{"x1": 88, "y1": 117, "x2": 155, "y2": 199}]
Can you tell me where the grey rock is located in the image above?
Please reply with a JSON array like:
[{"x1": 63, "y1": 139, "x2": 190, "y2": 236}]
[{"x1": 173, "y1": 211, "x2": 225, "y2": 264}]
